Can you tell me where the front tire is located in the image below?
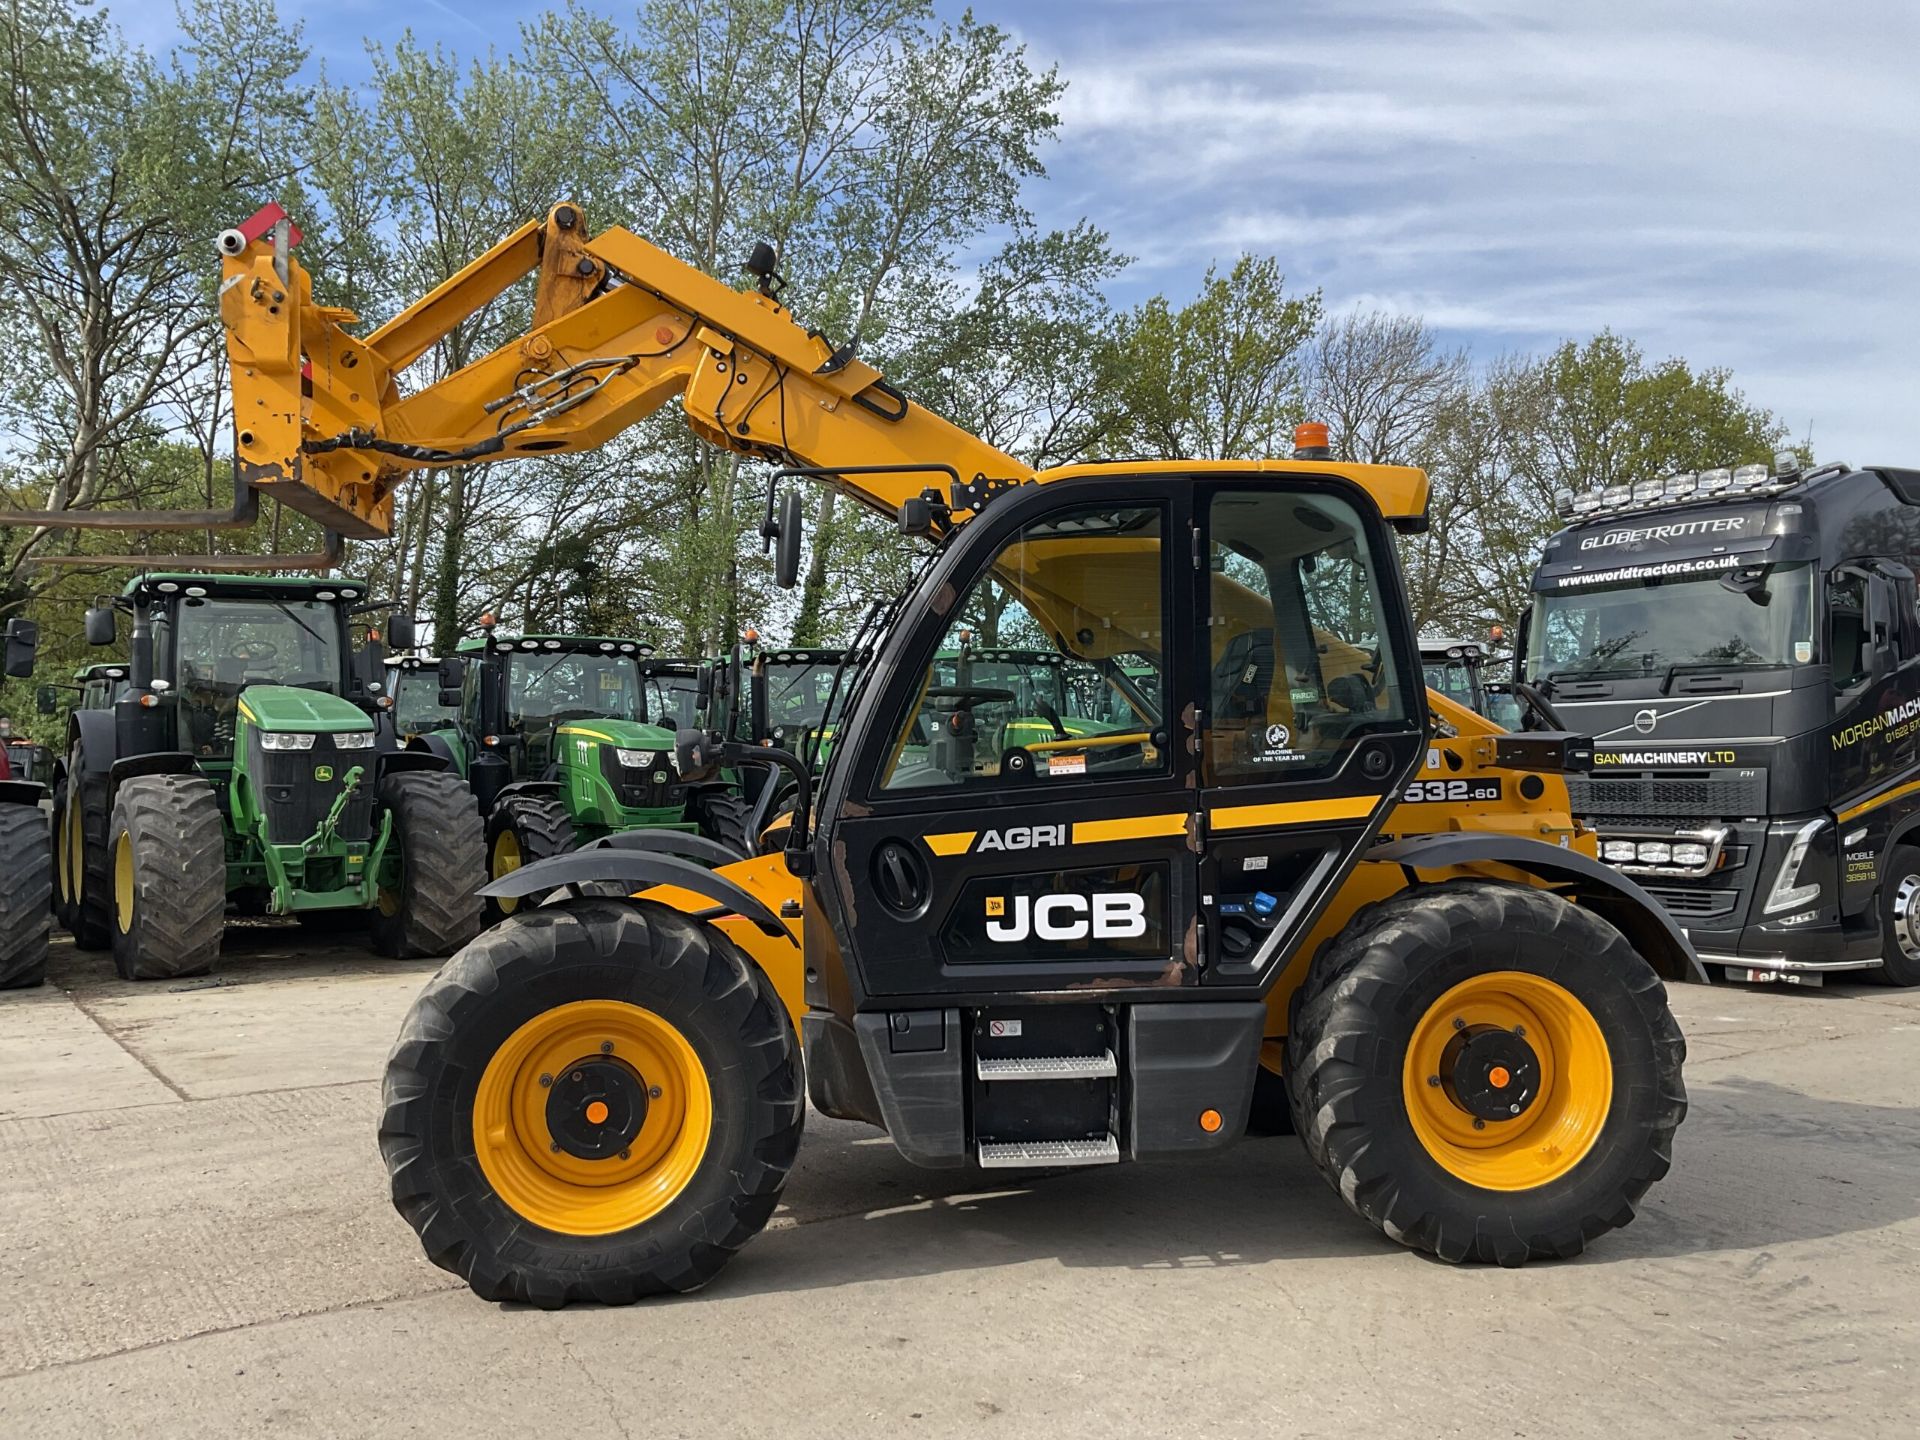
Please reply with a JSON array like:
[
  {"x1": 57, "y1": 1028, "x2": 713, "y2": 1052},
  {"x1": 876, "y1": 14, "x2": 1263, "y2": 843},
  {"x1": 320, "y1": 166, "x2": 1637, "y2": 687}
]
[
  {"x1": 369, "y1": 772, "x2": 485, "y2": 959},
  {"x1": 1873, "y1": 847, "x2": 1920, "y2": 986},
  {"x1": 1287, "y1": 881, "x2": 1686, "y2": 1266},
  {"x1": 690, "y1": 789, "x2": 752, "y2": 858},
  {"x1": 109, "y1": 775, "x2": 227, "y2": 981},
  {"x1": 0, "y1": 803, "x2": 53, "y2": 989},
  {"x1": 380, "y1": 899, "x2": 804, "y2": 1306},
  {"x1": 484, "y1": 794, "x2": 576, "y2": 922}
]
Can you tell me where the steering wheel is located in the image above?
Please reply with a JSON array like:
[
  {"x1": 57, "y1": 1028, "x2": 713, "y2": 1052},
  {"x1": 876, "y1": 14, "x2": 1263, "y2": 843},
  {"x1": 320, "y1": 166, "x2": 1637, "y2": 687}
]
[
  {"x1": 230, "y1": 640, "x2": 277, "y2": 663},
  {"x1": 923, "y1": 685, "x2": 1016, "y2": 707}
]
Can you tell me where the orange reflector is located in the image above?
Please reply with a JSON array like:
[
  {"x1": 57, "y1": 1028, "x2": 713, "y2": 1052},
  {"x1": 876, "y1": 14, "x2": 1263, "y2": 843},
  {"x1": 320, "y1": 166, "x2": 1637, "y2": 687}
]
[
  {"x1": 1198, "y1": 1108, "x2": 1224, "y2": 1134},
  {"x1": 655, "y1": 325, "x2": 676, "y2": 346},
  {"x1": 584, "y1": 1100, "x2": 609, "y2": 1125},
  {"x1": 1489, "y1": 1066, "x2": 1511, "y2": 1088}
]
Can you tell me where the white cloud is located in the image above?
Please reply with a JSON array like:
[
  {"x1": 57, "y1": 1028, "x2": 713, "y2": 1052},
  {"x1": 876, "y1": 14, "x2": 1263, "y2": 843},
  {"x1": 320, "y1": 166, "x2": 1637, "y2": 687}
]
[{"x1": 996, "y1": 0, "x2": 1920, "y2": 459}]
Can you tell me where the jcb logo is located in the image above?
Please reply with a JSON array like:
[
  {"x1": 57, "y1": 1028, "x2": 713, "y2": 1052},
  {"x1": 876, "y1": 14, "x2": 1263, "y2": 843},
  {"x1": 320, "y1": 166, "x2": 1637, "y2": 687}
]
[
  {"x1": 985, "y1": 893, "x2": 1147, "y2": 942},
  {"x1": 978, "y1": 824, "x2": 1065, "y2": 852}
]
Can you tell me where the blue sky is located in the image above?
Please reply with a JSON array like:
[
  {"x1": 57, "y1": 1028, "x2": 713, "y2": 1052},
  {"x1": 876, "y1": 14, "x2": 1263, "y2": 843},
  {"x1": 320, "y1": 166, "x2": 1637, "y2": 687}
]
[{"x1": 124, "y1": 0, "x2": 1919, "y2": 461}]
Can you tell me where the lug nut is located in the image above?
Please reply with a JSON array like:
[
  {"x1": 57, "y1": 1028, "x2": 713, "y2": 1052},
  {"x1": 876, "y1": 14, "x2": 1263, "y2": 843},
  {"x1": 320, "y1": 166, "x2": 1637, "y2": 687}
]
[
  {"x1": 550, "y1": 1141, "x2": 562, "y2": 1152},
  {"x1": 539, "y1": 1073, "x2": 553, "y2": 1088},
  {"x1": 600, "y1": 1041, "x2": 614, "y2": 1054},
  {"x1": 1427, "y1": 1075, "x2": 1441, "y2": 1088},
  {"x1": 1513, "y1": 1025, "x2": 1527, "y2": 1038},
  {"x1": 1472, "y1": 1118, "x2": 1485, "y2": 1131},
  {"x1": 648, "y1": 1085, "x2": 662, "y2": 1099},
  {"x1": 619, "y1": 1149, "x2": 631, "y2": 1160},
  {"x1": 571, "y1": 1071, "x2": 583, "y2": 1082},
  {"x1": 1452, "y1": 1017, "x2": 1466, "y2": 1031}
]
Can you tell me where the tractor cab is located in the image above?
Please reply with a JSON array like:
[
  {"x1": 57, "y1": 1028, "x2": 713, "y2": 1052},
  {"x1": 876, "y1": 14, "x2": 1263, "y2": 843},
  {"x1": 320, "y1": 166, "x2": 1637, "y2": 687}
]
[{"x1": 386, "y1": 655, "x2": 456, "y2": 740}]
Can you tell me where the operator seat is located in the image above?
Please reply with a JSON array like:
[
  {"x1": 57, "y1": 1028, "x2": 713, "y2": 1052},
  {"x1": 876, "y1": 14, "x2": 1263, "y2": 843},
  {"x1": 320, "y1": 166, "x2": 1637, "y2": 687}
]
[{"x1": 1209, "y1": 627, "x2": 1278, "y2": 772}]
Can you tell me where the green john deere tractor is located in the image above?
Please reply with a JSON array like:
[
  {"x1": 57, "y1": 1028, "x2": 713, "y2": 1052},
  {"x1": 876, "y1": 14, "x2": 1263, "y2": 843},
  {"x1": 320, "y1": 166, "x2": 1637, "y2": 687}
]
[
  {"x1": 420, "y1": 626, "x2": 752, "y2": 914},
  {"x1": 0, "y1": 616, "x2": 52, "y2": 989},
  {"x1": 56, "y1": 575, "x2": 485, "y2": 979},
  {"x1": 386, "y1": 655, "x2": 457, "y2": 741}
]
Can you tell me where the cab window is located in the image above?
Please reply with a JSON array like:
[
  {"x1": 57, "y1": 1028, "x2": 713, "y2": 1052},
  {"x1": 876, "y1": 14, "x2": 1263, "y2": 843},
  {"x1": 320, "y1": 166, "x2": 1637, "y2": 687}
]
[
  {"x1": 880, "y1": 504, "x2": 1167, "y2": 791},
  {"x1": 1204, "y1": 489, "x2": 1407, "y2": 784}
]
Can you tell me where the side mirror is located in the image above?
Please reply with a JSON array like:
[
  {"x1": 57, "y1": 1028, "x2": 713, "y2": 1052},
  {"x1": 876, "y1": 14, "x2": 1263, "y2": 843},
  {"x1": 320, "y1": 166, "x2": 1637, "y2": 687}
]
[
  {"x1": 897, "y1": 495, "x2": 933, "y2": 538},
  {"x1": 3, "y1": 617, "x2": 39, "y2": 678},
  {"x1": 436, "y1": 655, "x2": 466, "y2": 690},
  {"x1": 36, "y1": 684, "x2": 58, "y2": 716},
  {"x1": 674, "y1": 727, "x2": 721, "y2": 782},
  {"x1": 773, "y1": 490, "x2": 803, "y2": 590},
  {"x1": 85, "y1": 606, "x2": 116, "y2": 646},
  {"x1": 386, "y1": 611, "x2": 418, "y2": 651}
]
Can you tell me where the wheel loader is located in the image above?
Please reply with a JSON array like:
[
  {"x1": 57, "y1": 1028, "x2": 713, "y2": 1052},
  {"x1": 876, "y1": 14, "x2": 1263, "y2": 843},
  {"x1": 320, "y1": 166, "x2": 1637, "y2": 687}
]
[
  {"x1": 52, "y1": 573, "x2": 484, "y2": 979},
  {"x1": 0, "y1": 617, "x2": 53, "y2": 989},
  {"x1": 176, "y1": 201, "x2": 1703, "y2": 1302}
]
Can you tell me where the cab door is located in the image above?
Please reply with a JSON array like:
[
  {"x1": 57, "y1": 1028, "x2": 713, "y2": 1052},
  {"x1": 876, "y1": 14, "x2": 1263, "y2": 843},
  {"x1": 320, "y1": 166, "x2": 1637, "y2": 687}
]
[
  {"x1": 820, "y1": 481, "x2": 1203, "y2": 1004},
  {"x1": 1191, "y1": 480, "x2": 1426, "y2": 986}
]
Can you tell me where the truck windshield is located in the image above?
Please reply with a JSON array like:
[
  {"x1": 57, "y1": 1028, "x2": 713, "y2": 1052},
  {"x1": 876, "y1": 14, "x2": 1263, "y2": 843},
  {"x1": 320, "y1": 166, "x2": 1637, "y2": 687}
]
[
  {"x1": 173, "y1": 597, "x2": 345, "y2": 757},
  {"x1": 508, "y1": 652, "x2": 644, "y2": 728},
  {"x1": 1525, "y1": 562, "x2": 1816, "y2": 681}
]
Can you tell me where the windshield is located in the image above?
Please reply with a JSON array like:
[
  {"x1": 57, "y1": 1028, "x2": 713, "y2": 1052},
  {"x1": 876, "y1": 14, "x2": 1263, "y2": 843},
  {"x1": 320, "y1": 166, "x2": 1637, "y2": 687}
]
[
  {"x1": 644, "y1": 669, "x2": 702, "y2": 730},
  {"x1": 1526, "y1": 561, "x2": 1816, "y2": 681},
  {"x1": 1422, "y1": 657, "x2": 1479, "y2": 706},
  {"x1": 508, "y1": 651, "x2": 645, "y2": 729},
  {"x1": 392, "y1": 668, "x2": 455, "y2": 736},
  {"x1": 764, "y1": 661, "x2": 846, "y2": 730},
  {"x1": 172, "y1": 597, "x2": 345, "y2": 758}
]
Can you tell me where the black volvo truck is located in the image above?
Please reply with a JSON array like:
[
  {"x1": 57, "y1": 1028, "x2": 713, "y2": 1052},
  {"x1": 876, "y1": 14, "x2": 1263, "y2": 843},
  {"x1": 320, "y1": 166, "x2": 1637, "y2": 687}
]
[{"x1": 1521, "y1": 458, "x2": 1920, "y2": 986}]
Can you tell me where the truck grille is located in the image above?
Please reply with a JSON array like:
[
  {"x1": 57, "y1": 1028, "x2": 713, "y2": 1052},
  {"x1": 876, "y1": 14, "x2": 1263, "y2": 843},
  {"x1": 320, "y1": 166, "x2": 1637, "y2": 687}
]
[
  {"x1": 247, "y1": 733, "x2": 375, "y2": 845},
  {"x1": 1567, "y1": 770, "x2": 1766, "y2": 820},
  {"x1": 1638, "y1": 883, "x2": 1740, "y2": 920}
]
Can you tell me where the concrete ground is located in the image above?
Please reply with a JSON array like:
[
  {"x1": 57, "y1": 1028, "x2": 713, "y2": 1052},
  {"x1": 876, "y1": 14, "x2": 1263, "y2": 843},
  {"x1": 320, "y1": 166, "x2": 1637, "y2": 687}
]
[{"x1": 1, "y1": 929, "x2": 1915, "y2": 1440}]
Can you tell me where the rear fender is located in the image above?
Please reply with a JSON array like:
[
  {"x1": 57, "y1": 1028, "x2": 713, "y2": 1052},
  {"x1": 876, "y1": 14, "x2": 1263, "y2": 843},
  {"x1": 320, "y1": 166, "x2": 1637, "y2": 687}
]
[
  {"x1": 108, "y1": 751, "x2": 199, "y2": 789},
  {"x1": 1368, "y1": 832, "x2": 1706, "y2": 984},
  {"x1": 375, "y1": 748, "x2": 449, "y2": 779},
  {"x1": 0, "y1": 779, "x2": 46, "y2": 807}
]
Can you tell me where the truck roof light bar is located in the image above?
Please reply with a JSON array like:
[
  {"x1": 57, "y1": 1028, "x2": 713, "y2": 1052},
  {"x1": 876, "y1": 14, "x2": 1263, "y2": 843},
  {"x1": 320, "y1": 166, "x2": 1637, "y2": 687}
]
[{"x1": 1555, "y1": 459, "x2": 1824, "y2": 521}]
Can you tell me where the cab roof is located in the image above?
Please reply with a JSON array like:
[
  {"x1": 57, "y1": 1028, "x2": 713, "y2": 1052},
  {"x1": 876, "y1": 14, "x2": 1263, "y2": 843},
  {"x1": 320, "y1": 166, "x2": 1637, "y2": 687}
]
[
  {"x1": 121, "y1": 573, "x2": 371, "y2": 601},
  {"x1": 455, "y1": 633, "x2": 653, "y2": 655},
  {"x1": 1034, "y1": 458, "x2": 1429, "y2": 524}
]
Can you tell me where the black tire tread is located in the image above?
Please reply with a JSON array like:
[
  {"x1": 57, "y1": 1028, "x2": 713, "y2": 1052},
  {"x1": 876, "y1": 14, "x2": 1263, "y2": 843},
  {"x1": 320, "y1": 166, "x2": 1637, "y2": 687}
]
[
  {"x1": 379, "y1": 898, "x2": 803, "y2": 1306},
  {"x1": 691, "y1": 790, "x2": 753, "y2": 859},
  {"x1": 0, "y1": 802, "x2": 53, "y2": 988},
  {"x1": 485, "y1": 793, "x2": 576, "y2": 921},
  {"x1": 1285, "y1": 880, "x2": 1687, "y2": 1266},
  {"x1": 66, "y1": 749, "x2": 113, "y2": 951},
  {"x1": 370, "y1": 771, "x2": 486, "y2": 958},
  {"x1": 110, "y1": 774, "x2": 227, "y2": 981}
]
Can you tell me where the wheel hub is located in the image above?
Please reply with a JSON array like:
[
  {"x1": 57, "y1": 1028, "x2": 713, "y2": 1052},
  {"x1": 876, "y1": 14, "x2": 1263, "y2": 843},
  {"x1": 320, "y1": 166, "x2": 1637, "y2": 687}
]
[
  {"x1": 545, "y1": 1057, "x2": 649, "y2": 1160},
  {"x1": 1893, "y1": 875, "x2": 1920, "y2": 962},
  {"x1": 1440, "y1": 1025, "x2": 1541, "y2": 1123}
]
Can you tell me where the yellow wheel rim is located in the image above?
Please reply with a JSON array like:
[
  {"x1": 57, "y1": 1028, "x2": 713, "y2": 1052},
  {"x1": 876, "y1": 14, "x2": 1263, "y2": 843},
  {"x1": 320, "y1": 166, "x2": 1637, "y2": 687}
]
[
  {"x1": 376, "y1": 884, "x2": 400, "y2": 917},
  {"x1": 113, "y1": 830, "x2": 135, "y2": 935},
  {"x1": 491, "y1": 828, "x2": 522, "y2": 916},
  {"x1": 1402, "y1": 971, "x2": 1611, "y2": 1191},
  {"x1": 472, "y1": 999, "x2": 712, "y2": 1235},
  {"x1": 58, "y1": 794, "x2": 76, "y2": 905}
]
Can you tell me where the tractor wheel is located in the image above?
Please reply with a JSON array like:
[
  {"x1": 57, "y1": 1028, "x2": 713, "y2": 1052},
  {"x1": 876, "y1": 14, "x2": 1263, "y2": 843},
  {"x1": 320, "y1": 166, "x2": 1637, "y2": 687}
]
[
  {"x1": 108, "y1": 775, "x2": 228, "y2": 981},
  {"x1": 690, "y1": 790, "x2": 753, "y2": 859},
  {"x1": 1286, "y1": 880, "x2": 1686, "y2": 1266},
  {"x1": 0, "y1": 803, "x2": 53, "y2": 989},
  {"x1": 369, "y1": 771, "x2": 485, "y2": 959},
  {"x1": 1872, "y1": 846, "x2": 1920, "y2": 986},
  {"x1": 381, "y1": 898, "x2": 804, "y2": 1306},
  {"x1": 64, "y1": 745, "x2": 114, "y2": 951},
  {"x1": 485, "y1": 794, "x2": 576, "y2": 922}
]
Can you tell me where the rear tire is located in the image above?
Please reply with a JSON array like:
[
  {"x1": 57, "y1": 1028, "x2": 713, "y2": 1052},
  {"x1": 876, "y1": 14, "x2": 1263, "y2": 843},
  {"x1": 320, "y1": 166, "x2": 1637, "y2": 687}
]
[
  {"x1": 369, "y1": 772, "x2": 485, "y2": 959},
  {"x1": 380, "y1": 898, "x2": 804, "y2": 1306},
  {"x1": 690, "y1": 790, "x2": 752, "y2": 859},
  {"x1": 65, "y1": 746, "x2": 113, "y2": 951},
  {"x1": 0, "y1": 803, "x2": 53, "y2": 989},
  {"x1": 1872, "y1": 847, "x2": 1920, "y2": 986},
  {"x1": 1286, "y1": 880, "x2": 1686, "y2": 1266},
  {"x1": 109, "y1": 775, "x2": 227, "y2": 981},
  {"x1": 484, "y1": 794, "x2": 576, "y2": 922}
]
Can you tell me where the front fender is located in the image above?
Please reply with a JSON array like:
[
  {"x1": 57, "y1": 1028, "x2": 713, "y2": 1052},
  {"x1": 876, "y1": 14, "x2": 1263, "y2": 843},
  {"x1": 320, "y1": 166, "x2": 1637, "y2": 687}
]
[
  {"x1": 1370, "y1": 832, "x2": 1707, "y2": 984},
  {"x1": 479, "y1": 849, "x2": 791, "y2": 939}
]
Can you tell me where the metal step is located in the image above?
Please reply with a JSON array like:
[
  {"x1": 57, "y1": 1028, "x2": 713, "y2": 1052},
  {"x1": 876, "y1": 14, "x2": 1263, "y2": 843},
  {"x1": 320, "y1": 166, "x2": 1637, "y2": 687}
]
[
  {"x1": 977, "y1": 1134, "x2": 1120, "y2": 1169},
  {"x1": 975, "y1": 1050, "x2": 1118, "y2": 1082}
]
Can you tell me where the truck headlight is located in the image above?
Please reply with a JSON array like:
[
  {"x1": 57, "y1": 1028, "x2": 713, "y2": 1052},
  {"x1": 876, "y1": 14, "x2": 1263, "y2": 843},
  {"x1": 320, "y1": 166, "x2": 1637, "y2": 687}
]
[
  {"x1": 1763, "y1": 819, "x2": 1825, "y2": 914},
  {"x1": 260, "y1": 732, "x2": 316, "y2": 751},
  {"x1": 614, "y1": 748, "x2": 657, "y2": 769},
  {"x1": 333, "y1": 731, "x2": 376, "y2": 750}
]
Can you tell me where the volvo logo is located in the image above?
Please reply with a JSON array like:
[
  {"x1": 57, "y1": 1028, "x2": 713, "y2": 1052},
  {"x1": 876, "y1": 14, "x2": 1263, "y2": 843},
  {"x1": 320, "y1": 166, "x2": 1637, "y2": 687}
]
[{"x1": 1633, "y1": 709, "x2": 1658, "y2": 735}]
